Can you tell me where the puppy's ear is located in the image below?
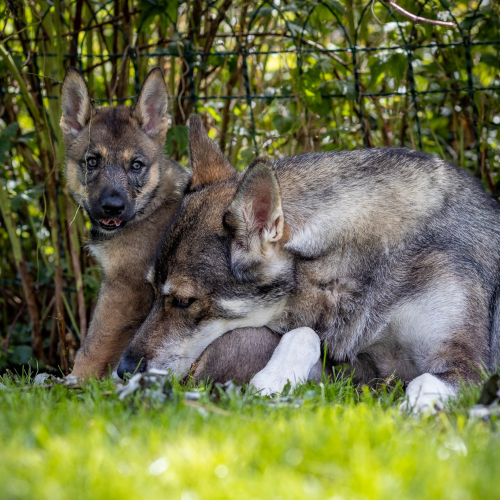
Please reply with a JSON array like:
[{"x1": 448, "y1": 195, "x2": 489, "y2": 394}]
[
  {"x1": 225, "y1": 159, "x2": 284, "y2": 278},
  {"x1": 188, "y1": 114, "x2": 236, "y2": 190},
  {"x1": 60, "y1": 67, "x2": 92, "y2": 139},
  {"x1": 132, "y1": 67, "x2": 169, "y2": 142}
]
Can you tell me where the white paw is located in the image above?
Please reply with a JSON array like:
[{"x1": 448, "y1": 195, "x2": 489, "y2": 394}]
[
  {"x1": 250, "y1": 327, "x2": 320, "y2": 396},
  {"x1": 400, "y1": 373, "x2": 456, "y2": 415},
  {"x1": 250, "y1": 371, "x2": 291, "y2": 396}
]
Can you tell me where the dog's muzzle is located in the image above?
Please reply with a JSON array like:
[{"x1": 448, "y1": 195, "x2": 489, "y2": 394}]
[{"x1": 117, "y1": 352, "x2": 146, "y2": 380}]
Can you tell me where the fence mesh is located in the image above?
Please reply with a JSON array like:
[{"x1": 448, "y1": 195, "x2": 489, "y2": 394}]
[{"x1": 4, "y1": 0, "x2": 500, "y2": 175}]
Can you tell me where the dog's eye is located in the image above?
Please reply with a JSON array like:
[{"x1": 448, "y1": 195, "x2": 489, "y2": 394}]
[
  {"x1": 172, "y1": 297, "x2": 196, "y2": 309},
  {"x1": 86, "y1": 157, "x2": 98, "y2": 168},
  {"x1": 131, "y1": 160, "x2": 144, "y2": 171}
]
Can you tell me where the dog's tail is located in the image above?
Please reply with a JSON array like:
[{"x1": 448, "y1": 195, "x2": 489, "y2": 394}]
[{"x1": 489, "y1": 284, "x2": 500, "y2": 373}]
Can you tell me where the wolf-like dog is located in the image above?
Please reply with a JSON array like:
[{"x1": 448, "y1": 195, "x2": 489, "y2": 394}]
[
  {"x1": 119, "y1": 114, "x2": 500, "y2": 412},
  {"x1": 61, "y1": 68, "x2": 298, "y2": 382}
]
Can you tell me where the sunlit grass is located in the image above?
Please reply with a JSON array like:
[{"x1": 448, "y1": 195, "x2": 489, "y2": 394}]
[{"x1": 0, "y1": 370, "x2": 498, "y2": 500}]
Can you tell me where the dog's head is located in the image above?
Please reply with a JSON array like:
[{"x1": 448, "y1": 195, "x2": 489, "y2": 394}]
[
  {"x1": 61, "y1": 67, "x2": 169, "y2": 233},
  {"x1": 117, "y1": 116, "x2": 295, "y2": 377}
]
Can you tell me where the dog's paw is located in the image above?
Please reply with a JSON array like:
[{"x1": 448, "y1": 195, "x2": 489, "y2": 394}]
[
  {"x1": 399, "y1": 394, "x2": 446, "y2": 415},
  {"x1": 250, "y1": 327, "x2": 320, "y2": 396},
  {"x1": 250, "y1": 371, "x2": 290, "y2": 396},
  {"x1": 400, "y1": 373, "x2": 455, "y2": 415}
]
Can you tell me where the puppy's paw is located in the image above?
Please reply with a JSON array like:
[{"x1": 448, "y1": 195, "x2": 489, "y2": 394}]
[
  {"x1": 400, "y1": 373, "x2": 455, "y2": 416},
  {"x1": 250, "y1": 327, "x2": 320, "y2": 396}
]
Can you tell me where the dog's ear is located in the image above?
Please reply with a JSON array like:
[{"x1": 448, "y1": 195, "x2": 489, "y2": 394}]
[
  {"x1": 228, "y1": 158, "x2": 284, "y2": 243},
  {"x1": 132, "y1": 67, "x2": 169, "y2": 143},
  {"x1": 60, "y1": 67, "x2": 92, "y2": 139},
  {"x1": 225, "y1": 159, "x2": 283, "y2": 277},
  {"x1": 188, "y1": 114, "x2": 236, "y2": 190}
]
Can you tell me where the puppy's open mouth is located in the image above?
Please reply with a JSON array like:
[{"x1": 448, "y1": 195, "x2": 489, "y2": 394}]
[{"x1": 98, "y1": 219, "x2": 124, "y2": 230}]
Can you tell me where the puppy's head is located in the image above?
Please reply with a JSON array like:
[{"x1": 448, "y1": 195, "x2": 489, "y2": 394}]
[{"x1": 61, "y1": 67, "x2": 169, "y2": 233}]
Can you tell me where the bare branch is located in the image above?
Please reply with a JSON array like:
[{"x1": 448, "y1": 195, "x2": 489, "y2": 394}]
[{"x1": 381, "y1": 0, "x2": 456, "y2": 28}]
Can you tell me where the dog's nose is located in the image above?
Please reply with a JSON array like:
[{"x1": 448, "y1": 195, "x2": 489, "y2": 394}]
[
  {"x1": 101, "y1": 195, "x2": 125, "y2": 216},
  {"x1": 117, "y1": 353, "x2": 145, "y2": 380}
]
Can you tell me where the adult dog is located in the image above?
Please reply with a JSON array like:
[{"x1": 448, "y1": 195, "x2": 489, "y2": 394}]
[{"x1": 119, "y1": 114, "x2": 500, "y2": 412}]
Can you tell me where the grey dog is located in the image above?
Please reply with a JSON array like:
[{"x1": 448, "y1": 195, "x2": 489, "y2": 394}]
[{"x1": 119, "y1": 114, "x2": 500, "y2": 413}]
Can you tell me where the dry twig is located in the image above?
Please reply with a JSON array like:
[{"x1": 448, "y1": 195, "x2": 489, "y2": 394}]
[
  {"x1": 381, "y1": 0, "x2": 456, "y2": 28},
  {"x1": 57, "y1": 308, "x2": 70, "y2": 375}
]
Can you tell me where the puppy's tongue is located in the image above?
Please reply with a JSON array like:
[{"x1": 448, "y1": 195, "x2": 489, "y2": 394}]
[{"x1": 100, "y1": 219, "x2": 122, "y2": 227}]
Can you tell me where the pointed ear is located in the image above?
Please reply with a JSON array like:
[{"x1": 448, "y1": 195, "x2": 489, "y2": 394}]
[
  {"x1": 188, "y1": 114, "x2": 236, "y2": 190},
  {"x1": 227, "y1": 158, "x2": 284, "y2": 245},
  {"x1": 60, "y1": 67, "x2": 92, "y2": 139},
  {"x1": 132, "y1": 67, "x2": 169, "y2": 142}
]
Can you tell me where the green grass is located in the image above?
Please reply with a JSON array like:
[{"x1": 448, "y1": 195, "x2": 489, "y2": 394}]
[{"x1": 0, "y1": 370, "x2": 498, "y2": 500}]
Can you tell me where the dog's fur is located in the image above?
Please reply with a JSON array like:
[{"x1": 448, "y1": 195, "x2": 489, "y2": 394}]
[
  {"x1": 61, "y1": 68, "x2": 285, "y2": 382},
  {"x1": 120, "y1": 114, "x2": 500, "y2": 410}
]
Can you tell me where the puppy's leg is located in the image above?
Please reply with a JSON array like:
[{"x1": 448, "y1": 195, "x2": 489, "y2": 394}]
[
  {"x1": 72, "y1": 279, "x2": 153, "y2": 378},
  {"x1": 250, "y1": 327, "x2": 321, "y2": 396},
  {"x1": 192, "y1": 327, "x2": 280, "y2": 385}
]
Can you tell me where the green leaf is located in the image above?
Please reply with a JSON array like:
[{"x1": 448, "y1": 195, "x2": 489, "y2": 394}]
[
  {"x1": 388, "y1": 52, "x2": 407, "y2": 83},
  {"x1": 0, "y1": 122, "x2": 19, "y2": 163},
  {"x1": 0, "y1": 136, "x2": 11, "y2": 164},
  {"x1": 327, "y1": 0, "x2": 344, "y2": 16},
  {"x1": 138, "y1": 0, "x2": 178, "y2": 32},
  {"x1": 368, "y1": 52, "x2": 407, "y2": 88},
  {"x1": 0, "y1": 55, "x2": 23, "y2": 77},
  {"x1": 272, "y1": 110, "x2": 294, "y2": 134},
  {"x1": 10, "y1": 185, "x2": 43, "y2": 211},
  {"x1": 83, "y1": 274, "x2": 101, "y2": 294},
  {"x1": 480, "y1": 53, "x2": 500, "y2": 71},
  {"x1": 10, "y1": 345, "x2": 33, "y2": 365},
  {"x1": 253, "y1": 6, "x2": 274, "y2": 18},
  {"x1": 239, "y1": 148, "x2": 255, "y2": 165},
  {"x1": 332, "y1": 81, "x2": 355, "y2": 101},
  {"x1": 166, "y1": 125, "x2": 189, "y2": 158},
  {"x1": 2, "y1": 122, "x2": 20, "y2": 139}
]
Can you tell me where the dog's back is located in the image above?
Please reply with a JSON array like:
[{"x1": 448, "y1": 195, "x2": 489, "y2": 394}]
[
  {"x1": 276, "y1": 148, "x2": 500, "y2": 260},
  {"x1": 273, "y1": 148, "x2": 500, "y2": 375}
]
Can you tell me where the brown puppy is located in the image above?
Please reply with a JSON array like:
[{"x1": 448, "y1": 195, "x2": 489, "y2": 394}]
[
  {"x1": 62, "y1": 67, "x2": 295, "y2": 384},
  {"x1": 61, "y1": 67, "x2": 187, "y2": 377}
]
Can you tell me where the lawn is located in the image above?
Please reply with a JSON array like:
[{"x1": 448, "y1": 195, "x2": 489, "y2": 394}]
[{"x1": 0, "y1": 371, "x2": 499, "y2": 500}]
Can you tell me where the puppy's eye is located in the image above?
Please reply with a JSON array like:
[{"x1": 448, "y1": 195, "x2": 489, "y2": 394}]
[
  {"x1": 131, "y1": 160, "x2": 144, "y2": 171},
  {"x1": 172, "y1": 297, "x2": 196, "y2": 309},
  {"x1": 86, "y1": 157, "x2": 98, "y2": 168}
]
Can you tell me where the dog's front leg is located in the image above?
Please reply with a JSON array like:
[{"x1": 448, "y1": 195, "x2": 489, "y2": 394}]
[
  {"x1": 400, "y1": 373, "x2": 456, "y2": 415},
  {"x1": 250, "y1": 327, "x2": 321, "y2": 396},
  {"x1": 72, "y1": 279, "x2": 153, "y2": 378}
]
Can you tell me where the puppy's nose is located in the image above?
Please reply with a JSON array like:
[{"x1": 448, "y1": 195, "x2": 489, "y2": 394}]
[
  {"x1": 117, "y1": 353, "x2": 145, "y2": 380},
  {"x1": 101, "y1": 195, "x2": 125, "y2": 216}
]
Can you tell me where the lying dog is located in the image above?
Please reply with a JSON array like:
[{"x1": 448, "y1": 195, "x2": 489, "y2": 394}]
[
  {"x1": 61, "y1": 67, "x2": 303, "y2": 384},
  {"x1": 119, "y1": 114, "x2": 500, "y2": 412}
]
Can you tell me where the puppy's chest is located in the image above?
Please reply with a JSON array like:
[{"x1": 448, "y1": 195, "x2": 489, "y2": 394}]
[{"x1": 89, "y1": 227, "x2": 158, "y2": 278}]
